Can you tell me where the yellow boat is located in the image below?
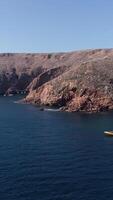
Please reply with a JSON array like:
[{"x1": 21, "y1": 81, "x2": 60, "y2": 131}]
[{"x1": 104, "y1": 131, "x2": 113, "y2": 136}]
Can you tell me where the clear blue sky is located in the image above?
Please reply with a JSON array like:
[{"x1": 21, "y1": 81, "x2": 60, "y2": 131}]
[{"x1": 0, "y1": 0, "x2": 113, "y2": 53}]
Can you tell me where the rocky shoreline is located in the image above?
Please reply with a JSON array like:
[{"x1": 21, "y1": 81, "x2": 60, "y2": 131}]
[{"x1": 0, "y1": 49, "x2": 113, "y2": 112}]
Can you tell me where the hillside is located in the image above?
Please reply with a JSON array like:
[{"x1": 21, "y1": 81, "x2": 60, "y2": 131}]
[{"x1": 0, "y1": 49, "x2": 113, "y2": 112}]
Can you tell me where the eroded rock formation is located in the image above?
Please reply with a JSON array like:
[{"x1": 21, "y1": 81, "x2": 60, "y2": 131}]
[{"x1": 1, "y1": 49, "x2": 113, "y2": 112}]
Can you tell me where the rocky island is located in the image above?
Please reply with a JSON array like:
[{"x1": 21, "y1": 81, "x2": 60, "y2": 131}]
[{"x1": 0, "y1": 49, "x2": 113, "y2": 112}]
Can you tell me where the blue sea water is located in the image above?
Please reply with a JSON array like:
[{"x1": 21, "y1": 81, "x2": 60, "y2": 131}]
[{"x1": 0, "y1": 96, "x2": 113, "y2": 200}]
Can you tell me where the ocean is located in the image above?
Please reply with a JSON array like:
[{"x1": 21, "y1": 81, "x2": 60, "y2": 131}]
[{"x1": 0, "y1": 96, "x2": 113, "y2": 200}]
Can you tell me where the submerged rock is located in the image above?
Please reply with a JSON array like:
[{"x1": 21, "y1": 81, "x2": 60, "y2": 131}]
[{"x1": 39, "y1": 107, "x2": 44, "y2": 111}]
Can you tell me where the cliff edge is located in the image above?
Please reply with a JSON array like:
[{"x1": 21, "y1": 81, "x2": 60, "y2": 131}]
[{"x1": 0, "y1": 49, "x2": 113, "y2": 112}]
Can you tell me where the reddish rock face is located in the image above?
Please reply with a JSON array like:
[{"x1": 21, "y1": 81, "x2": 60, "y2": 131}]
[{"x1": 1, "y1": 49, "x2": 113, "y2": 112}]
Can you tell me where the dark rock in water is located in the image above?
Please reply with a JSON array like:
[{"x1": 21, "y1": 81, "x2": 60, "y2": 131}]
[{"x1": 39, "y1": 108, "x2": 44, "y2": 111}]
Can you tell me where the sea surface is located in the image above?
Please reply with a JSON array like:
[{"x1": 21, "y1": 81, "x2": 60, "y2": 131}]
[{"x1": 0, "y1": 96, "x2": 113, "y2": 200}]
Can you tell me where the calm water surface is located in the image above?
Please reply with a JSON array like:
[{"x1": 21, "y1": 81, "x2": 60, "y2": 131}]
[{"x1": 0, "y1": 96, "x2": 113, "y2": 200}]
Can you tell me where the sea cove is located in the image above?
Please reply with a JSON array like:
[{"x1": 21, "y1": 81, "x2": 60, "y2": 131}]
[{"x1": 0, "y1": 96, "x2": 113, "y2": 200}]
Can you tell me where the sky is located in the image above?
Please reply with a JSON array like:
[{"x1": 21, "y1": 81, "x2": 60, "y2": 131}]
[{"x1": 0, "y1": 0, "x2": 113, "y2": 53}]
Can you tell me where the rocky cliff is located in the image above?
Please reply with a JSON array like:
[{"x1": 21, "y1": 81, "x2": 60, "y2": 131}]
[{"x1": 1, "y1": 49, "x2": 113, "y2": 112}]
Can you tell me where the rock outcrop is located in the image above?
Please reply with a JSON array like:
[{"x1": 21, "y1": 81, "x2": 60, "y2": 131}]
[{"x1": 1, "y1": 49, "x2": 113, "y2": 112}]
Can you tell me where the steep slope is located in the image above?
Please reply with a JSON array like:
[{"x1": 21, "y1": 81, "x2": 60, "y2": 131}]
[{"x1": 1, "y1": 49, "x2": 113, "y2": 112}]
